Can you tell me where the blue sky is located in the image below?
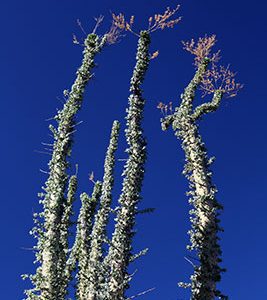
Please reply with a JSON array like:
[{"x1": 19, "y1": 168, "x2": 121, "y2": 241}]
[{"x1": 1, "y1": 0, "x2": 267, "y2": 299}]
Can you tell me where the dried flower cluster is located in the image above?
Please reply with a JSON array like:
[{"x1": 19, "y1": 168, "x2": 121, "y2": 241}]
[
  {"x1": 150, "y1": 50, "x2": 159, "y2": 59},
  {"x1": 200, "y1": 64, "x2": 243, "y2": 97},
  {"x1": 182, "y1": 35, "x2": 220, "y2": 67},
  {"x1": 148, "y1": 5, "x2": 181, "y2": 32},
  {"x1": 111, "y1": 13, "x2": 135, "y2": 36},
  {"x1": 157, "y1": 101, "x2": 173, "y2": 116},
  {"x1": 111, "y1": 5, "x2": 181, "y2": 37},
  {"x1": 106, "y1": 13, "x2": 129, "y2": 44},
  {"x1": 183, "y1": 34, "x2": 243, "y2": 99}
]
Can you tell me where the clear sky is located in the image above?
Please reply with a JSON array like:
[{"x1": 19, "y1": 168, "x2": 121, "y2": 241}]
[{"x1": 1, "y1": 0, "x2": 267, "y2": 299}]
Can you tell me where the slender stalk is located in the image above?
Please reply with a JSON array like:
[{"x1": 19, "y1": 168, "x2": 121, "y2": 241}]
[
  {"x1": 57, "y1": 174, "x2": 78, "y2": 298},
  {"x1": 105, "y1": 31, "x2": 151, "y2": 300},
  {"x1": 86, "y1": 120, "x2": 120, "y2": 300},
  {"x1": 75, "y1": 182, "x2": 102, "y2": 300}
]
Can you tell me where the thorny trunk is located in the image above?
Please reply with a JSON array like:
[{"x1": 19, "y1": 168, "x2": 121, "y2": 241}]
[
  {"x1": 162, "y1": 59, "x2": 226, "y2": 300},
  {"x1": 176, "y1": 118, "x2": 223, "y2": 300}
]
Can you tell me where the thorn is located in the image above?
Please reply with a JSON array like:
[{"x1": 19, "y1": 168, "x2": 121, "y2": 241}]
[{"x1": 40, "y1": 169, "x2": 50, "y2": 174}]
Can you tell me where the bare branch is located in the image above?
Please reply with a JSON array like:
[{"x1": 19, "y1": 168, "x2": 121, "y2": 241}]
[
  {"x1": 92, "y1": 15, "x2": 104, "y2": 34},
  {"x1": 77, "y1": 19, "x2": 87, "y2": 35}
]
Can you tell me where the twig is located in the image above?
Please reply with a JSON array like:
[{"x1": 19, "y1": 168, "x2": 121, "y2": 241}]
[
  {"x1": 45, "y1": 116, "x2": 55, "y2": 122},
  {"x1": 92, "y1": 15, "x2": 104, "y2": 34},
  {"x1": 184, "y1": 256, "x2": 196, "y2": 268},
  {"x1": 39, "y1": 169, "x2": 50, "y2": 174},
  {"x1": 126, "y1": 287, "x2": 155, "y2": 300},
  {"x1": 34, "y1": 150, "x2": 52, "y2": 156},
  {"x1": 77, "y1": 19, "x2": 87, "y2": 35},
  {"x1": 41, "y1": 142, "x2": 53, "y2": 147},
  {"x1": 70, "y1": 120, "x2": 83, "y2": 128},
  {"x1": 20, "y1": 246, "x2": 36, "y2": 251}
]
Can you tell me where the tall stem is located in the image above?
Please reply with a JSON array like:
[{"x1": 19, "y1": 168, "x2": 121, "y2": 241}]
[
  {"x1": 162, "y1": 60, "x2": 226, "y2": 300},
  {"x1": 86, "y1": 121, "x2": 120, "y2": 300},
  {"x1": 75, "y1": 183, "x2": 102, "y2": 300},
  {"x1": 57, "y1": 174, "x2": 78, "y2": 298},
  {"x1": 176, "y1": 116, "x2": 224, "y2": 300},
  {"x1": 105, "y1": 31, "x2": 151, "y2": 300},
  {"x1": 25, "y1": 33, "x2": 107, "y2": 300}
]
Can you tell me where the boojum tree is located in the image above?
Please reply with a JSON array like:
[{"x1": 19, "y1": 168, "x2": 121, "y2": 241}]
[
  {"x1": 102, "y1": 7, "x2": 181, "y2": 300},
  {"x1": 159, "y1": 35, "x2": 242, "y2": 300},
  {"x1": 24, "y1": 7, "x2": 243, "y2": 300},
  {"x1": 23, "y1": 17, "x2": 123, "y2": 300}
]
